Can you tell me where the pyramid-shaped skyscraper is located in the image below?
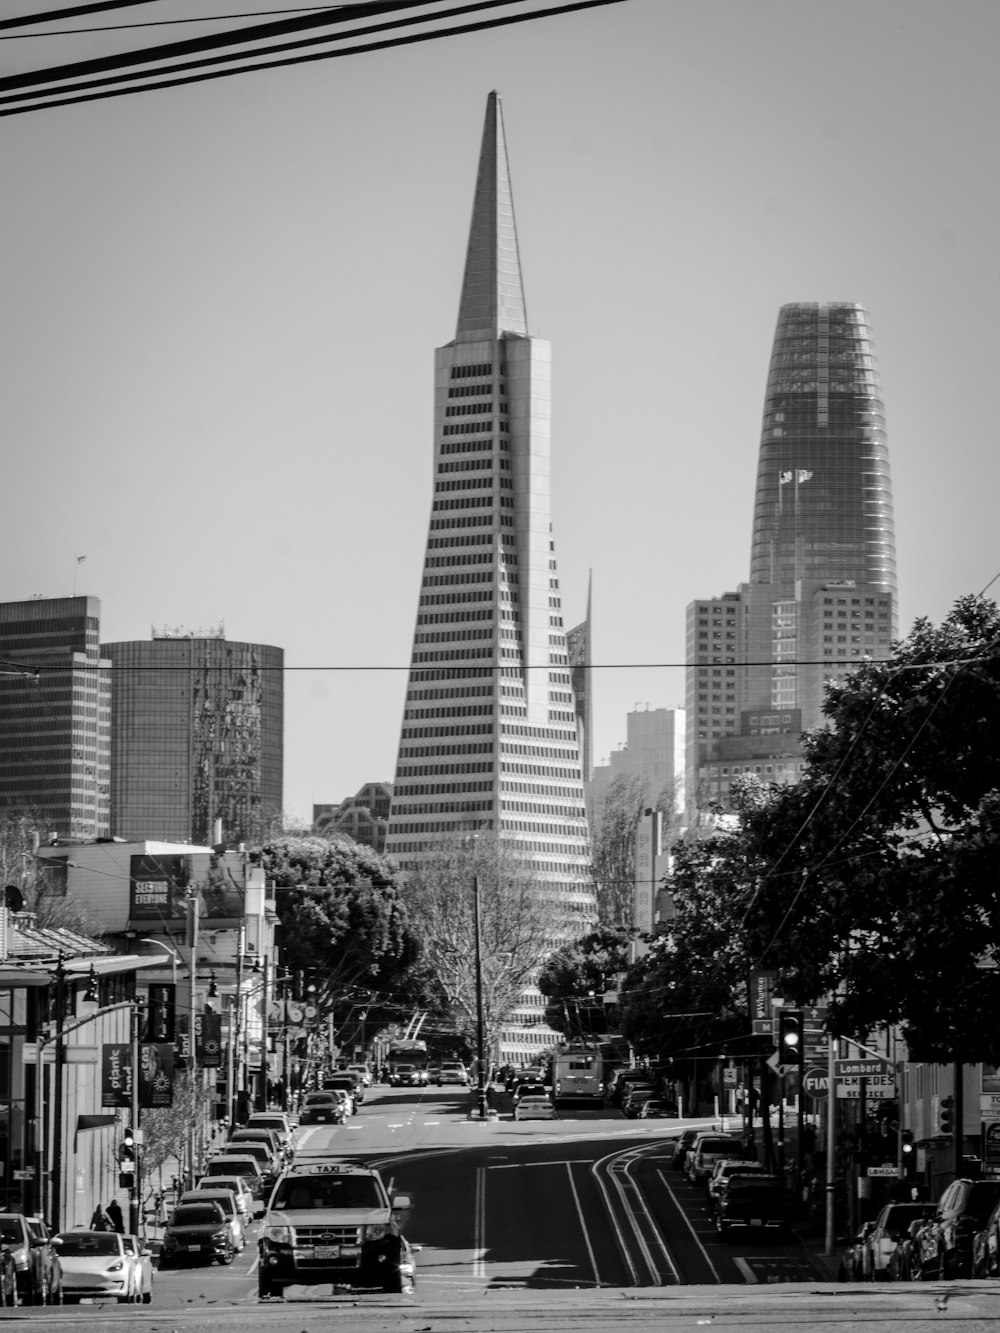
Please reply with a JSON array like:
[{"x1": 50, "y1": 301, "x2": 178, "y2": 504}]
[{"x1": 386, "y1": 94, "x2": 595, "y2": 956}]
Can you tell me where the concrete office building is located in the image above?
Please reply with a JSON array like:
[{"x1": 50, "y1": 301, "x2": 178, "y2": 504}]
[
  {"x1": 103, "y1": 630, "x2": 283, "y2": 845},
  {"x1": 385, "y1": 94, "x2": 594, "y2": 1059},
  {"x1": 687, "y1": 303, "x2": 897, "y2": 813},
  {"x1": 0, "y1": 595, "x2": 111, "y2": 839}
]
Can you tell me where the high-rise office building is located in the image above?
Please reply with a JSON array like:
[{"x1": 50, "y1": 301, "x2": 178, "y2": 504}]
[
  {"x1": 103, "y1": 630, "x2": 283, "y2": 844},
  {"x1": 0, "y1": 596, "x2": 111, "y2": 839},
  {"x1": 687, "y1": 303, "x2": 896, "y2": 811},
  {"x1": 385, "y1": 94, "x2": 594, "y2": 1052}
]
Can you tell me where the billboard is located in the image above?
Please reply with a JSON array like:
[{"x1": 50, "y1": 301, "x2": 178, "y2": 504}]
[
  {"x1": 101, "y1": 1043, "x2": 132, "y2": 1108},
  {"x1": 129, "y1": 850, "x2": 246, "y2": 923}
]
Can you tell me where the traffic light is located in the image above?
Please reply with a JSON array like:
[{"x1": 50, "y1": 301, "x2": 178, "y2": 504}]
[
  {"x1": 939, "y1": 1096, "x2": 954, "y2": 1135},
  {"x1": 778, "y1": 1009, "x2": 803, "y2": 1064},
  {"x1": 118, "y1": 1126, "x2": 135, "y2": 1189}
]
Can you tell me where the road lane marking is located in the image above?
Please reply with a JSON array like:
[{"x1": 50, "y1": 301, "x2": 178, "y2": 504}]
[
  {"x1": 473, "y1": 1165, "x2": 487, "y2": 1281},
  {"x1": 565, "y1": 1160, "x2": 602, "y2": 1287},
  {"x1": 656, "y1": 1167, "x2": 722, "y2": 1283},
  {"x1": 489, "y1": 1159, "x2": 594, "y2": 1169},
  {"x1": 591, "y1": 1150, "x2": 639, "y2": 1286}
]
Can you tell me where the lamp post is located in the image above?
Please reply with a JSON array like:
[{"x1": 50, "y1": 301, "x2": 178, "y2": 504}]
[{"x1": 472, "y1": 874, "x2": 489, "y2": 1120}]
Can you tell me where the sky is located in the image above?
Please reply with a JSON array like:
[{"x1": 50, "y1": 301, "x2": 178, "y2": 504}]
[{"x1": 2, "y1": 0, "x2": 998, "y2": 824}]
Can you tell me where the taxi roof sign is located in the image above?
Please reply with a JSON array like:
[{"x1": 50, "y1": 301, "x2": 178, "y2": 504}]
[{"x1": 288, "y1": 1159, "x2": 371, "y2": 1175}]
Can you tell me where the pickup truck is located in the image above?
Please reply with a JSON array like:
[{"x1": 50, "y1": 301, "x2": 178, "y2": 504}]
[{"x1": 711, "y1": 1174, "x2": 790, "y2": 1237}]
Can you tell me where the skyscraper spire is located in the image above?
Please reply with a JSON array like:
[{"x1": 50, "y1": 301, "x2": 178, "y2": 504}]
[{"x1": 455, "y1": 90, "x2": 528, "y2": 342}]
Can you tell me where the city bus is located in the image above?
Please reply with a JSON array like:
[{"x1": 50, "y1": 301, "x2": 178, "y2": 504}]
[
  {"x1": 385, "y1": 1039, "x2": 429, "y2": 1087},
  {"x1": 552, "y1": 1044, "x2": 604, "y2": 1106}
]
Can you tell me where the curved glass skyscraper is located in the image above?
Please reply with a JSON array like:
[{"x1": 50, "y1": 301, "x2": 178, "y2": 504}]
[{"x1": 687, "y1": 302, "x2": 897, "y2": 812}]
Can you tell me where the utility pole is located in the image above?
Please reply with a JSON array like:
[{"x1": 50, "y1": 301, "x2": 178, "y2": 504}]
[
  {"x1": 129, "y1": 999, "x2": 141, "y2": 1235},
  {"x1": 473, "y1": 874, "x2": 488, "y2": 1120},
  {"x1": 50, "y1": 957, "x2": 66, "y2": 1232}
]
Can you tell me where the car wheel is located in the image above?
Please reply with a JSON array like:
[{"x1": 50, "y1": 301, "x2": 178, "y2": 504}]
[{"x1": 218, "y1": 1245, "x2": 235, "y2": 1266}]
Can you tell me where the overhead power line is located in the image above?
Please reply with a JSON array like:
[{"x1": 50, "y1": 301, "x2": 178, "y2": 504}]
[{"x1": 0, "y1": 0, "x2": 629, "y2": 116}]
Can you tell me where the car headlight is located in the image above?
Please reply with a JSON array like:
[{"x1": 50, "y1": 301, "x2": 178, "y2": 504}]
[
  {"x1": 364, "y1": 1224, "x2": 391, "y2": 1242},
  {"x1": 107, "y1": 1260, "x2": 124, "y2": 1272},
  {"x1": 264, "y1": 1226, "x2": 294, "y2": 1245},
  {"x1": 9, "y1": 1247, "x2": 27, "y2": 1269},
  {"x1": 212, "y1": 1230, "x2": 229, "y2": 1243}
]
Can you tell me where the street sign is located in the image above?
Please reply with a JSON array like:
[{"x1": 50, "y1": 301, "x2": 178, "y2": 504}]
[
  {"x1": 723, "y1": 1067, "x2": 737, "y2": 1086},
  {"x1": 836, "y1": 1074, "x2": 895, "y2": 1100},
  {"x1": 12, "y1": 1169, "x2": 34, "y2": 1181},
  {"x1": 835, "y1": 1058, "x2": 893, "y2": 1078},
  {"x1": 867, "y1": 1166, "x2": 900, "y2": 1178},
  {"x1": 802, "y1": 1067, "x2": 829, "y2": 1100},
  {"x1": 767, "y1": 1051, "x2": 797, "y2": 1077}
]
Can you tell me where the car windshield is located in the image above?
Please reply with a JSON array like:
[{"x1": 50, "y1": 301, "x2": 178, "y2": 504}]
[
  {"x1": 272, "y1": 1177, "x2": 384, "y2": 1210},
  {"x1": 172, "y1": 1205, "x2": 223, "y2": 1226},
  {"x1": 209, "y1": 1159, "x2": 259, "y2": 1176},
  {"x1": 55, "y1": 1234, "x2": 121, "y2": 1256},
  {"x1": 697, "y1": 1139, "x2": 739, "y2": 1154},
  {"x1": 0, "y1": 1223, "x2": 22, "y2": 1244}
]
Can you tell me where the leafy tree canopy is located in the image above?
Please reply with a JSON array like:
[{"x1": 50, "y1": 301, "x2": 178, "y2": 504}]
[{"x1": 537, "y1": 926, "x2": 630, "y2": 1036}]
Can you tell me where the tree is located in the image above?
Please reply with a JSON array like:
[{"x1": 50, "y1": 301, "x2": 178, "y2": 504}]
[
  {"x1": 257, "y1": 835, "x2": 423, "y2": 1048},
  {"x1": 0, "y1": 810, "x2": 104, "y2": 935},
  {"x1": 401, "y1": 833, "x2": 573, "y2": 1053},
  {"x1": 537, "y1": 926, "x2": 630, "y2": 1036},
  {"x1": 589, "y1": 775, "x2": 648, "y2": 927},
  {"x1": 645, "y1": 595, "x2": 1000, "y2": 1063}
]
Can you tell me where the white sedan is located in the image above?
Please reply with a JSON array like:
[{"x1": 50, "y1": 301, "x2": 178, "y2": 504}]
[
  {"x1": 513, "y1": 1095, "x2": 557, "y2": 1122},
  {"x1": 52, "y1": 1231, "x2": 135, "y2": 1303}
]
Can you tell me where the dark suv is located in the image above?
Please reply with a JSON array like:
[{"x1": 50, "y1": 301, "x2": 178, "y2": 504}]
[
  {"x1": 915, "y1": 1178, "x2": 1000, "y2": 1279},
  {"x1": 0, "y1": 1213, "x2": 60, "y2": 1304}
]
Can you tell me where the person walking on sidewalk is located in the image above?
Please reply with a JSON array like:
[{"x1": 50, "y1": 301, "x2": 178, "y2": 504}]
[{"x1": 105, "y1": 1200, "x2": 125, "y2": 1234}]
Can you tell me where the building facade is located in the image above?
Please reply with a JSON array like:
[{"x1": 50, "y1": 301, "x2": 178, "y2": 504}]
[
  {"x1": 384, "y1": 93, "x2": 594, "y2": 1060},
  {"x1": 687, "y1": 303, "x2": 897, "y2": 813},
  {"x1": 0, "y1": 596, "x2": 111, "y2": 839},
  {"x1": 314, "y1": 781, "x2": 393, "y2": 852},
  {"x1": 102, "y1": 631, "x2": 283, "y2": 845}
]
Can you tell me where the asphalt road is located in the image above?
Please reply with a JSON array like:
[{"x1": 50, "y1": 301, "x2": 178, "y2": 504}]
[{"x1": 12, "y1": 1084, "x2": 1000, "y2": 1330}]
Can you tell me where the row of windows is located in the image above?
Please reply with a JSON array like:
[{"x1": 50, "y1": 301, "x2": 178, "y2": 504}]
[
  {"x1": 412, "y1": 648, "x2": 490, "y2": 663},
  {"x1": 450, "y1": 363, "x2": 492, "y2": 378},
  {"x1": 442, "y1": 421, "x2": 497, "y2": 435},
  {"x1": 435, "y1": 476, "x2": 494, "y2": 493},
  {"x1": 499, "y1": 762, "x2": 582, "y2": 779},
  {"x1": 389, "y1": 800, "x2": 494, "y2": 815},
  {"x1": 500, "y1": 802, "x2": 586, "y2": 819},
  {"x1": 399, "y1": 743, "x2": 493, "y2": 758},
  {"x1": 414, "y1": 630, "x2": 491, "y2": 646},
  {"x1": 406, "y1": 684, "x2": 494, "y2": 701},
  {"x1": 439, "y1": 439, "x2": 507, "y2": 456},
  {"x1": 419, "y1": 591, "x2": 493, "y2": 607},
  {"x1": 445, "y1": 402, "x2": 493, "y2": 417},
  {"x1": 394, "y1": 762, "x2": 493, "y2": 777},
  {"x1": 409, "y1": 667, "x2": 495, "y2": 682},
  {"x1": 402, "y1": 721, "x2": 493, "y2": 737},
  {"x1": 448, "y1": 382, "x2": 497, "y2": 398},
  {"x1": 500, "y1": 744, "x2": 579, "y2": 761},
  {"x1": 392, "y1": 778, "x2": 493, "y2": 789},
  {"x1": 437, "y1": 457, "x2": 494, "y2": 473},
  {"x1": 426, "y1": 534, "x2": 493, "y2": 550},
  {"x1": 432, "y1": 495, "x2": 493, "y2": 512},
  {"x1": 423, "y1": 571, "x2": 493, "y2": 587},
  {"x1": 429, "y1": 515, "x2": 492, "y2": 530},
  {"x1": 417, "y1": 607, "x2": 493, "y2": 624},
  {"x1": 404, "y1": 703, "x2": 493, "y2": 718}
]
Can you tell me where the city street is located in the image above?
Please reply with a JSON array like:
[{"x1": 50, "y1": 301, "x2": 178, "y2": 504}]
[{"x1": 10, "y1": 1084, "x2": 1000, "y2": 1330}]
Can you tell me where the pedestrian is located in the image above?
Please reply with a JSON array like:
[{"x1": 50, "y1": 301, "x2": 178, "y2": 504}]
[
  {"x1": 90, "y1": 1204, "x2": 112, "y2": 1232},
  {"x1": 105, "y1": 1199, "x2": 125, "y2": 1234}
]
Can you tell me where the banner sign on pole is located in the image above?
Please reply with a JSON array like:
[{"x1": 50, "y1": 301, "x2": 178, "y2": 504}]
[{"x1": 101, "y1": 1043, "x2": 133, "y2": 1107}]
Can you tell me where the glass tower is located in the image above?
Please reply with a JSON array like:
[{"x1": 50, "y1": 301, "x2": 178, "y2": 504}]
[
  {"x1": 385, "y1": 94, "x2": 594, "y2": 965},
  {"x1": 687, "y1": 303, "x2": 897, "y2": 812}
]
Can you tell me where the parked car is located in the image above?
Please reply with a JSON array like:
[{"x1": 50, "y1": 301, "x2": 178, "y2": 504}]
[
  {"x1": 712, "y1": 1173, "x2": 790, "y2": 1237},
  {"x1": 915, "y1": 1178, "x2": 1000, "y2": 1279},
  {"x1": 621, "y1": 1086, "x2": 657, "y2": 1118},
  {"x1": 611, "y1": 1071, "x2": 655, "y2": 1107},
  {"x1": 864, "y1": 1202, "x2": 937, "y2": 1280},
  {"x1": 229, "y1": 1128, "x2": 287, "y2": 1170},
  {"x1": 201, "y1": 1154, "x2": 267, "y2": 1211},
  {"x1": 121, "y1": 1234, "x2": 153, "y2": 1302},
  {"x1": 0, "y1": 1212, "x2": 61, "y2": 1304},
  {"x1": 886, "y1": 1217, "x2": 928, "y2": 1281},
  {"x1": 671, "y1": 1127, "x2": 703, "y2": 1172},
  {"x1": 52, "y1": 1230, "x2": 134, "y2": 1303},
  {"x1": 706, "y1": 1158, "x2": 766, "y2": 1205},
  {"x1": 346, "y1": 1062, "x2": 373, "y2": 1087},
  {"x1": 194, "y1": 1175, "x2": 255, "y2": 1224},
  {"x1": 246, "y1": 1111, "x2": 294, "y2": 1153},
  {"x1": 972, "y1": 1196, "x2": 1000, "y2": 1277},
  {"x1": 323, "y1": 1072, "x2": 365, "y2": 1105},
  {"x1": 158, "y1": 1201, "x2": 236, "y2": 1268},
  {"x1": 637, "y1": 1098, "x2": 678, "y2": 1119},
  {"x1": 686, "y1": 1133, "x2": 744, "y2": 1185},
  {"x1": 838, "y1": 1221, "x2": 876, "y2": 1280},
  {"x1": 179, "y1": 1188, "x2": 246, "y2": 1251},
  {"x1": 513, "y1": 1095, "x2": 557, "y2": 1122}
]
